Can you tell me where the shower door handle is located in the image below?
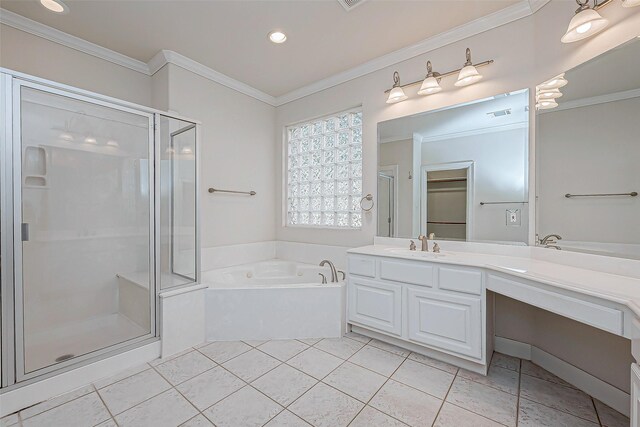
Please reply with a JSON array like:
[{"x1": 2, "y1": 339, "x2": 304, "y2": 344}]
[{"x1": 21, "y1": 223, "x2": 29, "y2": 242}]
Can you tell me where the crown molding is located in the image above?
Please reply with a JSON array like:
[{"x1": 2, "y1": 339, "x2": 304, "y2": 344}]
[
  {"x1": 1, "y1": 0, "x2": 549, "y2": 107},
  {"x1": 538, "y1": 88, "x2": 640, "y2": 114},
  {"x1": 0, "y1": 9, "x2": 149, "y2": 74},
  {"x1": 148, "y1": 50, "x2": 277, "y2": 106},
  {"x1": 274, "y1": 0, "x2": 549, "y2": 106}
]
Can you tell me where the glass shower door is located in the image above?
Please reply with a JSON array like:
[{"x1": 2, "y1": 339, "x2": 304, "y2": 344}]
[{"x1": 15, "y1": 82, "x2": 155, "y2": 379}]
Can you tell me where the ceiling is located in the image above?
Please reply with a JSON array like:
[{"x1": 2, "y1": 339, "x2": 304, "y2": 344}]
[{"x1": 0, "y1": 0, "x2": 520, "y2": 97}]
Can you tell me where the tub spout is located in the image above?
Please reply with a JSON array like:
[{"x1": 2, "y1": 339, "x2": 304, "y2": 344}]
[{"x1": 320, "y1": 260, "x2": 338, "y2": 283}]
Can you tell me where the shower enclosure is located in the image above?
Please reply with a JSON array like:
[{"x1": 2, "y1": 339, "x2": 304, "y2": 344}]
[{"x1": 0, "y1": 70, "x2": 199, "y2": 388}]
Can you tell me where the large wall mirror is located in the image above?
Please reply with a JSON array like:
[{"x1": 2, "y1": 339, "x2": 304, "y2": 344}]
[
  {"x1": 377, "y1": 89, "x2": 530, "y2": 244},
  {"x1": 535, "y1": 38, "x2": 640, "y2": 259}
]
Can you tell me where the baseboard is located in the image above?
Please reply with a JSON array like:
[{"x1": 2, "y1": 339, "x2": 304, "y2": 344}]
[
  {"x1": 495, "y1": 336, "x2": 629, "y2": 417},
  {"x1": 495, "y1": 336, "x2": 532, "y2": 359}
]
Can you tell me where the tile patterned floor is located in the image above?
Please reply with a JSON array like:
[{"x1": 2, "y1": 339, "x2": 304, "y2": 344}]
[{"x1": 1, "y1": 334, "x2": 630, "y2": 427}]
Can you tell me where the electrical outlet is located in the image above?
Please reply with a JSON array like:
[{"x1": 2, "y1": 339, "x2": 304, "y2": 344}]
[{"x1": 506, "y1": 209, "x2": 521, "y2": 226}]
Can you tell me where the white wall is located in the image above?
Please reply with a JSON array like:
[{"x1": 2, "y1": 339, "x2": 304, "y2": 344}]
[
  {"x1": 0, "y1": 24, "x2": 152, "y2": 106},
  {"x1": 537, "y1": 96, "x2": 640, "y2": 245},
  {"x1": 165, "y1": 64, "x2": 277, "y2": 247},
  {"x1": 275, "y1": 2, "x2": 640, "y2": 247}
]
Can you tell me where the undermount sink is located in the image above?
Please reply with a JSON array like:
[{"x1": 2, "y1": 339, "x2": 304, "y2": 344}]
[{"x1": 384, "y1": 247, "x2": 449, "y2": 258}]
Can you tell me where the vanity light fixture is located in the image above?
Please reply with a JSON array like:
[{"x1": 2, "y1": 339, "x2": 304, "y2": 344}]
[
  {"x1": 536, "y1": 88, "x2": 563, "y2": 99},
  {"x1": 268, "y1": 30, "x2": 287, "y2": 44},
  {"x1": 561, "y1": 0, "x2": 610, "y2": 43},
  {"x1": 536, "y1": 99, "x2": 559, "y2": 110},
  {"x1": 384, "y1": 48, "x2": 493, "y2": 103},
  {"x1": 39, "y1": 0, "x2": 69, "y2": 13},
  {"x1": 417, "y1": 61, "x2": 442, "y2": 95},
  {"x1": 537, "y1": 74, "x2": 568, "y2": 90},
  {"x1": 386, "y1": 71, "x2": 408, "y2": 104},
  {"x1": 455, "y1": 48, "x2": 483, "y2": 87},
  {"x1": 535, "y1": 74, "x2": 568, "y2": 110}
]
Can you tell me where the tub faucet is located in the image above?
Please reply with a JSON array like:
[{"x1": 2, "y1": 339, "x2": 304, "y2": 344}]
[
  {"x1": 320, "y1": 260, "x2": 338, "y2": 283},
  {"x1": 417, "y1": 235, "x2": 429, "y2": 252}
]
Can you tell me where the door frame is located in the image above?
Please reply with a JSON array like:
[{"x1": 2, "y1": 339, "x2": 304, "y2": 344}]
[
  {"x1": 10, "y1": 78, "x2": 158, "y2": 383},
  {"x1": 420, "y1": 161, "x2": 475, "y2": 240},
  {"x1": 377, "y1": 165, "x2": 399, "y2": 237}
]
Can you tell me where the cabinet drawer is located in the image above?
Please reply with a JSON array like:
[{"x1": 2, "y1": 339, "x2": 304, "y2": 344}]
[
  {"x1": 438, "y1": 266, "x2": 482, "y2": 295},
  {"x1": 348, "y1": 256, "x2": 376, "y2": 278},
  {"x1": 348, "y1": 278, "x2": 402, "y2": 336},
  {"x1": 487, "y1": 274, "x2": 623, "y2": 335},
  {"x1": 380, "y1": 259, "x2": 434, "y2": 287},
  {"x1": 407, "y1": 286, "x2": 482, "y2": 359}
]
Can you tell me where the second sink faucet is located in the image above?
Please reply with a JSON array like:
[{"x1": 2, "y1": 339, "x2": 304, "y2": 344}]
[
  {"x1": 417, "y1": 235, "x2": 429, "y2": 252},
  {"x1": 319, "y1": 260, "x2": 338, "y2": 283}
]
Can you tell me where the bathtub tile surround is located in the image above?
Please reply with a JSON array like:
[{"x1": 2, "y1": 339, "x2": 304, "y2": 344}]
[{"x1": 1, "y1": 336, "x2": 628, "y2": 427}]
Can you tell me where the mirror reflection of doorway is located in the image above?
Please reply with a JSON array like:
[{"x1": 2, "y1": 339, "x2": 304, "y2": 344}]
[
  {"x1": 377, "y1": 171, "x2": 395, "y2": 237},
  {"x1": 422, "y1": 163, "x2": 473, "y2": 241}
]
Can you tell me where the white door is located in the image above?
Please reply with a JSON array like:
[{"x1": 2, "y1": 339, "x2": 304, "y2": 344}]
[{"x1": 407, "y1": 286, "x2": 482, "y2": 359}]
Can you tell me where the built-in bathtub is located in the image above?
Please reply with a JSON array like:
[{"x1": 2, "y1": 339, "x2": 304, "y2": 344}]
[{"x1": 203, "y1": 260, "x2": 346, "y2": 341}]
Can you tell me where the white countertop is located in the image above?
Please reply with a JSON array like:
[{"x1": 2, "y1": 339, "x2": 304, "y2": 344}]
[{"x1": 348, "y1": 245, "x2": 640, "y2": 318}]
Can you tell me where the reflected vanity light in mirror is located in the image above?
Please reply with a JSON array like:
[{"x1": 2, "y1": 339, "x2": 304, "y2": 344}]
[
  {"x1": 536, "y1": 99, "x2": 559, "y2": 110},
  {"x1": 536, "y1": 89, "x2": 563, "y2": 99},
  {"x1": 40, "y1": 0, "x2": 69, "y2": 13},
  {"x1": 84, "y1": 136, "x2": 97, "y2": 144},
  {"x1": 561, "y1": 1, "x2": 609, "y2": 43},
  {"x1": 106, "y1": 140, "x2": 119, "y2": 148},
  {"x1": 538, "y1": 74, "x2": 568, "y2": 90},
  {"x1": 387, "y1": 71, "x2": 408, "y2": 104}
]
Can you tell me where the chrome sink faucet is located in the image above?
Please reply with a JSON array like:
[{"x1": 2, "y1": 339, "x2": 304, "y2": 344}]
[
  {"x1": 320, "y1": 260, "x2": 338, "y2": 282},
  {"x1": 409, "y1": 240, "x2": 417, "y2": 251},
  {"x1": 417, "y1": 235, "x2": 429, "y2": 252}
]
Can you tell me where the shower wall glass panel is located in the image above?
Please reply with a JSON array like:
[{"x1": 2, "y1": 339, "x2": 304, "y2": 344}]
[{"x1": 0, "y1": 71, "x2": 199, "y2": 388}]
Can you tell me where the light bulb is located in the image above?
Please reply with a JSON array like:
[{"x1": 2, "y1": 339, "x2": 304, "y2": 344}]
[{"x1": 268, "y1": 31, "x2": 287, "y2": 44}]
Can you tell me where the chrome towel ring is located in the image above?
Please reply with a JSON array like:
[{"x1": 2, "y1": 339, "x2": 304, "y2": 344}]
[{"x1": 360, "y1": 194, "x2": 374, "y2": 211}]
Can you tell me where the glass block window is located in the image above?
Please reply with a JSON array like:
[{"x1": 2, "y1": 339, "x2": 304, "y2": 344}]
[{"x1": 286, "y1": 108, "x2": 363, "y2": 228}]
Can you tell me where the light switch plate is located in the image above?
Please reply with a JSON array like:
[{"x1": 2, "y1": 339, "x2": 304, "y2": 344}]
[{"x1": 506, "y1": 209, "x2": 521, "y2": 226}]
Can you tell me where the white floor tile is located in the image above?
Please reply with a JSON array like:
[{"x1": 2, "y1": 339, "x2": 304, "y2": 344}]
[
  {"x1": 286, "y1": 347, "x2": 343, "y2": 379},
  {"x1": 289, "y1": 382, "x2": 364, "y2": 427},
  {"x1": 343, "y1": 332, "x2": 371, "y2": 344},
  {"x1": 458, "y1": 364, "x2": 520, "y2": 395},
  {"x1": 154, "y1": 350, "x2": 216, "y2": 385},
  {"x1": 22, "y1": 392, "x2": 111, "y2": 427},
  {"x1": 180, "y1": 414, "x2": 215, "y2": 426},
  {"x1": 594, "y1": 399, "x2": 630, "y2": 427},
  {"x1": 98, "y1": 368, "x2": 171, "y2": 414},
  {"x1": 369, "y1": 380, "x2": 442, "y2": 427},
  {"x1": 198, "y1": 341, "x2": 252, "y2": 363},
  {"x1": 115, "y1": 388, "x2": 198, "y2": 427},
  {"x1": 252, "y1": 364, "x2": 317, "y2": 406},
  {"x1": 349, "y1": 345, "x2": 405, "y2": 376},
  {"x1": 446, "y1": 376, "x2": 518, "y2": 426},
  {"x1": 20, "y1": 384, "x2": 95, "y2": 419},
  {"x1": 434, "y1": 402, "x2": 505, "y2": 427},
  {"x1": 521, "y1": 360, "x2": 576, "y2": 388},
  {"x1": 264, "y1": 410, "x2": 312, "y2": 426},
  {"x1": 95, "y1": 420, "x2": 118, "y2": 427},
  {"x1": 149, "y1": 348, "x2": 194, "y2": 367},
  {"x1": 258, "y1": 340, "x2": 309, "y2": 361},
  {"x1": 297, "y1": 338, "x2": 322, "y2": 346},
  {"x1": 203, "y1": 386, "x2": 282, "y2": 427},
  {"x1": 243, "y1": 340, "x2": 268, "y2": 347},
  {"x1": 176, "y1": 366, "x2": 245, "y2": 411},
  {"x1": 490, "y1": 352, "x2": 520, "y2": 372},
  {"x1": 314, "y1": 337, "x2": 364, "y2": 359},
  {"x1": 323, "y1": 362, "x2": 387, "y2": 402},
  {"x1": 349, "y1": 406, "x2": 408, "y2": 427},
  {"x1": 391, "y1": 359, "x2": 455, "y2": 399},
  {"x1": 222, "y1": 349, "x2": 281, "y2": 382},
  {"x1": 518, "y1": 397, "x2": 598, "y2": 427},
  {"x1": 0, "y1": 414, "x2": 20, "y2": 427},
  {"x1": 407, "y1": 352, "x2": 459, "y2": 374},
  {"x1": 93, "y1": 363, "x2": 149, "y2": 389},
  {"x1": 368, "y1": 339, "x2": 411, "y2": 357},
  {"x1": 520, "y1": 374, "x2": 598, "y2": 423}
]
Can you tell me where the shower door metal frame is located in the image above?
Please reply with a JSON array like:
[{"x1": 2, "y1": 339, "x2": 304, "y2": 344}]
[{"x1": 9, "y1": 77, "x2": 158, "y2": 384}]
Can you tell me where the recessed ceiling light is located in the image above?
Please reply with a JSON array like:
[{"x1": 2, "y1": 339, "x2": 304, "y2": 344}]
[
  {"x1": 40, "y1": 0, "x2": 69, "y2": 13},
  {"x1": 268, "y1": 31, "x2": 287, "y2": 44}
]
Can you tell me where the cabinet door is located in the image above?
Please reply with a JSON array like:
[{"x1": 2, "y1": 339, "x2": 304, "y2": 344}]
[
  {"x1": 407, "y1": 286, "x2": 481, "y2": 359},
  {"x1": 348, "y1": 277, "x2": 402, "y2": 336},
  {"x1": 632, "y1": 363, "x2": 640, "y2": 427}
]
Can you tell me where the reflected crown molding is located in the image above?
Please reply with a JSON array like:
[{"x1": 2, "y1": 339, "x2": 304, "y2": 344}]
[
  {"x1": 0, "y1": 0, "x2": 550, "y2": 107},
  {"x1": 420, "y1": 121, "x2": 528, "y2": 143},
  {"x1": 537, "y1": 88, "x2": 640, "y2": 114}
]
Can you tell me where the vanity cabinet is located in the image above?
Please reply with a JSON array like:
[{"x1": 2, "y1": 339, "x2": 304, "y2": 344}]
[{"x1": 347, "y1": 253, "x2": 485, "y2": 363}]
